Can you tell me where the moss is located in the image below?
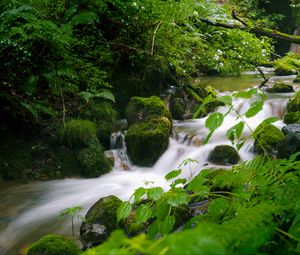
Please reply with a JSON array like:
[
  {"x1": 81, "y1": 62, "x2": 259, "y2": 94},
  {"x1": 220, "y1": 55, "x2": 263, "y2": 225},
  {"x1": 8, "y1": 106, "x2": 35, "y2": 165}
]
[
  {"x1": 295, "y1": 75, "x2": 300, "y2": 83},
  {"x1": 170, "y1": 98, "x2": 185, "y2": 120},
  {"x1": 253, "y1": 123, "x2": 284, "y2": 155},
  {"x1": 63, "y1": 119, "x2": 97, "y2": 148},
  {"x1": 80, "y1": 195, "x2": 122, "y2": 238},
  {"x1": 125, "y1": 117, "x2": 171, "y2": 166},
  {"x1": 274, "y1": 53, "x2": 300, "y2": 76},
  {"x1": 208, "y1": 145, "x2": 240, "y2": 165},
  {"x1": 0, "y1": 143, "x2": 32, "y2": 180},
  {"x1": 286, "y1": 91, "x2": 300, "y2": 113},
  {"x1": 27, "y1": 234, "x2": 80, "y2": 255},
  {"x1": 76, "y1": 137, "x2": 111, "y2": 178},
  {"x1": 266, "y1": 83, "x2": 294, "y2": 93},
  {"x1": 284, "y1": 112, "x2": 300, "y2": 124},
  {"x1": 125, "y1": 96, "x2": 171, "y2": 125}
]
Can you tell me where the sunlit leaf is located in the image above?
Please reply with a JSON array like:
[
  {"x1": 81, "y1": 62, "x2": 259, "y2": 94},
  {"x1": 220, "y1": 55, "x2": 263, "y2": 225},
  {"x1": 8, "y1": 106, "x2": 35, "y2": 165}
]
[
  {"x1": 245, "y1": 101, "x2": 263, "y2": 118},
  {"x1": 117, "y1": 201, "x2": 131, "y2": 222},
  {"x1": 226, "y1": 121, "x2": 244, "y2": 142},
  {"x1": 135, "y1": 204, "x2": 152, "y2": 223},
  {"x1": 218, "y1": 95, "x2": 232, "y2": 106},
  {"x1": 233, "y1": 89, "x2": 257, "y2": 98},
  {"x1": 165, "y1": 169, "x2": 182, "y2": 180},
  {"x1": 148, "y1": 187, "x2": 164, "y2": 201}
]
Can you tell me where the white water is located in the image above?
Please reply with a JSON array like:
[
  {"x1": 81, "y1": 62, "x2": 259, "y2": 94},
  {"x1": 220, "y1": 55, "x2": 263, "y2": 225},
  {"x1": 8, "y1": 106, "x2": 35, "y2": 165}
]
[{"x1": 0, "y1": 90, "x2": 292, "y2": 255}]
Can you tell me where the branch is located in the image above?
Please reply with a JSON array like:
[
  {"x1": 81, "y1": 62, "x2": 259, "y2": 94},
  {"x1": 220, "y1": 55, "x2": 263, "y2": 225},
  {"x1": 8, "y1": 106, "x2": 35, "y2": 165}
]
[
  {"x1": 151, "y1": 21, "x2": 163, "y2": 54},
  {"x1": 198, "y1": 18, "x2": 300, "y2": 44}
]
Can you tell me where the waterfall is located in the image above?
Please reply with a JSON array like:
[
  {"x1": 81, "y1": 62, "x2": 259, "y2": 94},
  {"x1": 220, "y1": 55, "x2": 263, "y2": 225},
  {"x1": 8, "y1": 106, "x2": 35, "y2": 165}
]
[{"x1": 0, "y1": 91, "x2": 291, "y2": 255}]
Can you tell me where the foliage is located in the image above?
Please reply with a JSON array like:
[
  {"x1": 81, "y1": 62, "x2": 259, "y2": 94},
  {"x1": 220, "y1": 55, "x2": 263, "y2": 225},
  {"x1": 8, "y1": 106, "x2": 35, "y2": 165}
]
[
  {"x1": 27, "y1": 234, "x2": 81, "y2": 255},
  {"x1": 274, "y1": 53, "x2": 300, "y2": 76},
  {"x1": 83, "y1": 153, "x2": 300, "y2": 255},
  {"x1": 59, "y1": 206, "x2": 83, "y2": 238}
]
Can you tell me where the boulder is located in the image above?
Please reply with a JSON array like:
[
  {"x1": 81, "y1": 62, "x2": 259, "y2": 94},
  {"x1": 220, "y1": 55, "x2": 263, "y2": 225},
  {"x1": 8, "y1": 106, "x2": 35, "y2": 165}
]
[
  {"x1": 170, "y1": 97, "x2": 185, "y2": 120},
  {"x1": 274, "y1": 54, "x2": 300, "y2": 76},
  {"x1": 104, "y1": 150, "x2": 115, "y2": 167},
  {"x1": 125, "y1": 117, "x2": 171, "y2": 166},
  {"x1": 283, "y1": 112, "x2": 300, "y2": 124},
  {"x1": 125, "y1": 96, "x2": 171, "y2": 126},
  {"x1": 208, "y1": 145, "x2": 240, "y2": 165},
  {"x1": 27, "y1": 234, "x2": 80, "y2": 255},
  {"x1": 284, "y1": 91, "x2": 300, "y2": 124},
  {"x1": 266, "y1": 83, "x2": 294, "y2": 93},
  {"x1": 282, "y1": 123, "x2": 300, "y2": 135},
  {"x1": 253, "y1": 124, "x2": 284, "y2": 156},
  {"x1": 80, "y1": 195, "x2": 122, "y2": 245},
  {"x1": 278, "y1": 133, "x2": 300, "y2": 159}
]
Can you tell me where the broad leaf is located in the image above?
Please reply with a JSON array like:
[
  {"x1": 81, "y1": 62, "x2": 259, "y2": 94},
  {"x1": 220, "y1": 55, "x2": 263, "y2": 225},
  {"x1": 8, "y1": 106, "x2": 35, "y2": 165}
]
[
  {"x1": 165, "y1": 169, "x2": 182, "y2": 180},
  {"x1": 218, "y1": 95, "x2": 232, "y2": 106},
  {"x1": 233, "y1": 89, "x2": 257, "y2": 98},
  {"x1": 261, "y1": 117, "x2": 280, "y2": 125},
  {"x1": 226, "y1": 121, "x2": 244, "y2": 142},
  {"x1": 134, "y1": 187, "x2": 146, "y2": 203},
  {"x1": 78, "y1": 91, "x2": 93, "y2": 103},
  {"x1": 135, "y1": 204, "x2": 152, "y2": 223},
  {"x1": 205, "y1": 112, "x2": 224, "y2": 132},
  {"x1": 193, "y1": 94, "x2": 214, "y2": 118},
  {"x1": 167, "y1": 192, "x2": 188, "y2": 206},
  {"x1": 158, "y1": 215, "x2": 175, "y2": 234},
  {"x1": 117, "y1": 201, "x2": 131, "y2": 222},
  {"x1": 147, "y1": 187, "x2": 164, "y2": 201},
  {"x1": 245, "y1": 101, "x2": 263, "y2": 118}
]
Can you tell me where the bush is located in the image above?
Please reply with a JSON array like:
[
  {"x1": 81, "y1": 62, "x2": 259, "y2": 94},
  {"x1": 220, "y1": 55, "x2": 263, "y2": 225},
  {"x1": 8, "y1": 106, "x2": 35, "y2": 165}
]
[
  {"x1": 63, "y1": 119, "x2": 97, "y2": 148},
  {"x1": 125, "y1": 96, "x2": 171, "y2": 125},
  {"x1": 208, "y1": 145, "x2": 240, "y2": 165},
  {"x1": 27, "y1": 234, "x2": 81, "y2": 255},
  {"x1": 125, "y1": 117, "x2": 171, "y2": 166},
  {"x1": 253, "y1": 123, "x2": 284, "y2": 155}
]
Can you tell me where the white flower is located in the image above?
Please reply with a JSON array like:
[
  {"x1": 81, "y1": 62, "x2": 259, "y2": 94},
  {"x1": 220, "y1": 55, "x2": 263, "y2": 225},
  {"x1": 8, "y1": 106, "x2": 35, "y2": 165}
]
[{"x1": 217, "y1": 49, "x2": 223, "y2": 55}]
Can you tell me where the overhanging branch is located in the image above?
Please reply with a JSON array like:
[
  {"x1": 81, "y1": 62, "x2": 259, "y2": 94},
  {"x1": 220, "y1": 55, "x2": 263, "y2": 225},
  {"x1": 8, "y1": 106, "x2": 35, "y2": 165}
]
[{"x1": 198, "y1": 18, "x2": 300, "y2": 44}]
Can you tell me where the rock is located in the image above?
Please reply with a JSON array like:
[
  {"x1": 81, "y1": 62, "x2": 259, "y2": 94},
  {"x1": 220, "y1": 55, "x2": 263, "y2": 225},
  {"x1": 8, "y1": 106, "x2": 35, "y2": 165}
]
[
  {"x1": 208, "y1": 145, "x2": 240, "y2": 165},
  {"x1": 283, "y1": 112, "x2": 300, "y2": 124},
  {"x1": 27, "y1": 234, "x2": 81, "y2": 255},
  {"x1": 170, "y1": 97, "x2": 185, "y2": 120},
  {"x1": 266, "y1": 83, "x2": 294, "y2": 93},
  {"x1": 104, "y1": 150, "x2": 115, "y2": 167},
  {"x1": 278, "y1": 133, "x2": 300, "y2": 159},
  {"x1": 282, "y1": 124, "x2": 300, "y2": 135},
  {"x1": 125, "y1": 117, "x2": 171, "y2": 166},
  {"x1": 191, "y1": 136, "x2": 202, "y2": 147},
  {"x1": 125, "y1": 96, "x2": 171, "y2": 126},
  {"x1": 76, "y1": 137, "x2": 112, "y2": 178},
  {"x1": 284, "y1": 91, "x2": 300, "y2": 124},
  {"x1": 80, "y1": 195, "x2": 122, "y2": 245},
  {"x1": 274, "y1": 54, "x2": 300, "y2": 76},
  {"x1": 120, "y1": 162, "x2": 130, "y2": 170},
  {"x1": 253, "y1": 124, "x2": 285, "y2": 156},
  {"x1": 295, "y1": 74, "x2": 300, "y2": 83},
  {"x1": 80, "y1": 223, "x2": 107, "y2": 246}
]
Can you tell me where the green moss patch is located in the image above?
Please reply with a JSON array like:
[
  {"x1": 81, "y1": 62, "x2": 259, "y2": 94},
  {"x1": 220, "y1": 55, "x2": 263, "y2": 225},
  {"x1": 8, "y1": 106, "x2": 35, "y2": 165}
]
[
  {"x1": 266, "y1": 83, "x2": 294, "y2": 93},
  {"x1": 27, "y1": 234, "x2": 81, "y2": 255},
  {"x1": 274, "y1": 53, "x2": 300, "y2": 76},
  {"x1": 208, "y1": 145, "x2": 240, "y2": 165}
]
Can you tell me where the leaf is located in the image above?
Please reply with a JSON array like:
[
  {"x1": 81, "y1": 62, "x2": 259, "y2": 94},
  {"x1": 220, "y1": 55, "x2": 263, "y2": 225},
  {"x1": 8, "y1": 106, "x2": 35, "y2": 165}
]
[
  {"x1": 261, "y1": 117, "x2": 280, "y2": 125},
  {"x1": 193, "y1": 94, "x2": 214, "y2": 118},
  {"x1": 167, "y1": 192, "x2": 188, "y2": 206},
  {"x1": 205, "y1": 112, "x2": 224, "y2": 132},
  {"x1": 95, "y1": 91, "x2": 115, "y2": 103},
  {"x1": 187, "y1": 174, "x2": 207, "y2": 192},
  {"x1": 155, "y1": 203, "x2": 170, "y2": 220},
  {"x1": 135, "y1": 204, "x2": 152, "y2": 223},
  {"x1": 165, "y1": 169, "x2": 182, "y2": 180},
  {"x1": 245, "y1": 101, "x2": 263, "y2": 118},
  {"x1": 233, "y1": 89, "x2": 257, "y2": 98},
  {"x1": 226, "y1": 121, "x2": 244, "y2": 142},
  {"x1": 134, "y1": 187, "x2": 146, "y2": 203},
  {"x1": 147, "y1": 187, "x2": 164, "y2": 201},
  {"x1": 117, "y1": 201, "x2": 131, "y2": 222},
  {"x1": 78, "y1": 91, "x2": 93, "y2": 103},
  {"x1": 218, "y1": 95, "x2": 232, "y2": 106},
  {"x1": 236, "y1": 139, "x2": 246, "y2": 151},
  {"x1": 170, "y1": 178, "x2": 187, "y2": 189},
  {"x1": 158, "y1": 215, "x2": 176, "y2": 234}
]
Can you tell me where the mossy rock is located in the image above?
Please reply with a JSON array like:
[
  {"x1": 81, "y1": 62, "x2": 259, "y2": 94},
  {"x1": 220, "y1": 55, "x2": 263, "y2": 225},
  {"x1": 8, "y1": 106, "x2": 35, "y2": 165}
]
[
  {"x1": 278, "y1": 133, "x2": 300, "y2": 159},
  {"x1": 63, "y1": 119, "x2": 97, "y2": 148},
  {"x1": 266, "y1": 83, "x2": 294, "y2": 93},
  {"x1": 253, "y1": 123, "x2": 284, "y2": 155},
  {"x1": 284, "y1": 112, "x2": 300, "y2": 124},
  {"x1": 0, "y1": 143, "x2": 32, "y2": 180},
  {"x1": 295, "y1": 74, "x2": 300, "y2": 83},
  {"x1": 125, "y1": 96, "x2": 171, "y2": 125},
  {"x1": 76, "y1": 137, "x2": 111, "y2": 178},
  {"x1": 274, "y1": 53, "x2": 300, "y2": 76},
  {"x1": 286, "y1": 91, "x2": 300, "y2": 113},
  {"x1": 170, "y1": 97, "x2": 185, "y2": 120},
  {"x1": 80, "y1": 195, "x2": 122, "y2": 244},
  {"x1": 208, "y1": 145, "x2": 240, "y2": 165},
  {"x1": 125, "y1": 117, "x2": 170, "y2": 166},
  {"x1": 27, "y1": 234, "x2": 81, "y2": 255}
]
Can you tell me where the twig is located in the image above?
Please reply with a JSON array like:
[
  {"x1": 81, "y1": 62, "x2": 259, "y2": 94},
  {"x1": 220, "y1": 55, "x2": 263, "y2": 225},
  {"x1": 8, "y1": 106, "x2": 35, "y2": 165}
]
[
  {"x1": 151, "y1": 21, "x2": 163, "y2": 54},
  {"x1": 231, "y1": 10, "x2": 248, "y2": 27},
  {"x1": 257, "y1": 67, "x2": 270, "y2": 88}
]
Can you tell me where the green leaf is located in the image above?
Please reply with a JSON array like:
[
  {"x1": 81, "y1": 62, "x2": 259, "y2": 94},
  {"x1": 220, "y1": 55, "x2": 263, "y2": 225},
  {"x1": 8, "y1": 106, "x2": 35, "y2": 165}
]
[
  {"x1": 233, "y1": 89, "x2": 257, "y2": 98},
  {"x1": 165, "y1": 169, "x2": 182, "y2": 180},
  {"x1": 218, "y1": 95, "x2": 232, "y2": 106},
  {"x1": 187, "y1": 174, "x2": 206, "y2": 192},
  {"x1": 117, "y1": 201, "x2": 131, "y2": 222},
  {"x1": 226, "y1": 121, "x2": 244, "y2": 142},
  {"x1": 158, "y1": 215, "x2": 176, "y2": 234},
  {"x1": 95, "y1": 91, "x2": 115, "y2": 103},
  {"x1": 261, "y1": 117, "x2": 280, "y2": 125},
  {"x1": 155, "y1": 203, "x2": 170, "y2": 220},
  {"x1": 135, "y1": 204, "x2": 152, "y2": 223},
  {"x1": 193, "y1": 94, "x2": 214, "y2": 118},
  {"x1": 170, "y1": 178, "x2": 187, "y2": 189},
  {"x1": 245, "y1": 101, "x2": 263, "y2": 118},
  {"x1": 134, "y1": 187, "x2": 146, "y2": 203},
  {"x1": 147, "y1": 187, "x2": 164, "y2": 201},
  {"x1": 205, "y1": 112, "x2": 224, "y2": 132},
  {"x1": 78, "y1": 91, "x2": 93, "y2": 103},
  {"x1": 236, "y1": 139, "x2": 246, "y2": 151},
  {"x1": 167, "y1": 192, "x2": 188, "y2": 206}
]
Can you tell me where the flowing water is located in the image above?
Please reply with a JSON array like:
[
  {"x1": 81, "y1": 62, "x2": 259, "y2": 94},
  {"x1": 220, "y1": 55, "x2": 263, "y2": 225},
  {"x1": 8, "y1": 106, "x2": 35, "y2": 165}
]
[{"x1": 0, "y1": 75, "x2": 298, "y2": 255}]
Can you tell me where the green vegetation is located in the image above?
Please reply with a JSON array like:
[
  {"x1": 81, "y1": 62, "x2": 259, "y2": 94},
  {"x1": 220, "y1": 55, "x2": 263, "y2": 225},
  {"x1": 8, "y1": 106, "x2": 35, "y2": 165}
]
[
  {"x1": 170, "y1": 98, "x2": 185, "y2": 120},
  {"x1": 125, "y1": 117, "x2": 171, "y2": 166},
  {"x1": 27, "y1": 234, "x2": 80, "y2": 255},
  {"x1": 266, "y1": 83, "x2": 294, "y2": 93},
  {"x1": 284, "y1": 91, "x2": 300, "y2": 124},
  {"x1": 83, "y1": 154, "x2": 300, "y2": 255},
  {"x1": 274, "y1": 53, "x2": 300, "y2": 75}
]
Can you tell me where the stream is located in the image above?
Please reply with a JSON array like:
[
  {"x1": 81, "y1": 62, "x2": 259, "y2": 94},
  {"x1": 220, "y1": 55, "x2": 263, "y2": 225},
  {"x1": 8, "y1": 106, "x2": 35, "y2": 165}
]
[{"x1": 0, "y1": 73, "x2": 298, "y2": 255}]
